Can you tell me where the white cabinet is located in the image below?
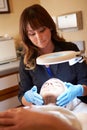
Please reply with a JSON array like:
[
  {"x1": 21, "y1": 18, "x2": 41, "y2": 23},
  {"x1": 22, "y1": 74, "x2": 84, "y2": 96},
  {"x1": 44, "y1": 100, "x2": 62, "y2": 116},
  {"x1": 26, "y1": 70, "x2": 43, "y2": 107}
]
[
  {"x1": 0, "y1": 61, "x2": 21, "y2": 111},
  {"x1": 0, "y1": 73, "x2": 18, "y2": 90},
  {"x1": 0, "y1": 96, "x2": 21, "y2": 111}
]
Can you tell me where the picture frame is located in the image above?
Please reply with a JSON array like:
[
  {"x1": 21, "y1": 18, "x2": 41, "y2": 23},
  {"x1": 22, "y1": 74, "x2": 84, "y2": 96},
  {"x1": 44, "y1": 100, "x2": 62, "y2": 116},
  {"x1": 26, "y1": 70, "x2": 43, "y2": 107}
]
[{"x1": 0, "y1": 0, "x2": 10, "y2": 14}]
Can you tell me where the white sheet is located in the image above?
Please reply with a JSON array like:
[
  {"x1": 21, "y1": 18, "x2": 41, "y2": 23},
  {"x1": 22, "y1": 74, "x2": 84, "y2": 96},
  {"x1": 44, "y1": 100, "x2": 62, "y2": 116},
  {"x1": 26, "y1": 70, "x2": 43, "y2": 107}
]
[{"x1": 72, "y1": 102, "x2": 87, "y2": 113}]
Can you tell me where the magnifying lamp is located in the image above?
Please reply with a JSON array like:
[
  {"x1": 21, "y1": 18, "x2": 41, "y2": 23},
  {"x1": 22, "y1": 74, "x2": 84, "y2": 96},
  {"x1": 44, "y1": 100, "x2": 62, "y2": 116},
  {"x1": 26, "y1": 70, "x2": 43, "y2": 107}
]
[{"x1": 36, "y1": 51, "x2": 83, "y2": 66}]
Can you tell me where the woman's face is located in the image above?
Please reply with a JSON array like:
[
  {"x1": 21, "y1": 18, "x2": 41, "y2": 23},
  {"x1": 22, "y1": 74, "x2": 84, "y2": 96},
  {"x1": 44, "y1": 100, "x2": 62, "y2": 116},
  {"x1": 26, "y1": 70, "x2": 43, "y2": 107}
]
[
  {"x1": 40, "y1": 78, "x2": 66, "y2": 97},
  {"x1": 26, "y1": 24, "x2": 52, "y2": 49}
]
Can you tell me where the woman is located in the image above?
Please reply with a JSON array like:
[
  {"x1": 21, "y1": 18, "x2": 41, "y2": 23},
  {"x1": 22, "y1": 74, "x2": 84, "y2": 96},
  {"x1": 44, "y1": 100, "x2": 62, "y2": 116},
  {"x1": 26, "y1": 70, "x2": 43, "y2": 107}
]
[{"x1": 18, "y1": 4, "x2": 87, "y2": 107}]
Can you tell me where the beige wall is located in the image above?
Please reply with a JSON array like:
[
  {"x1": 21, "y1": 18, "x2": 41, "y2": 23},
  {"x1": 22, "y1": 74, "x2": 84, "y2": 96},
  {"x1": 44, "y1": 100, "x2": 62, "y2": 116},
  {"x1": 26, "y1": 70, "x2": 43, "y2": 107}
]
[
  {"x1": 40, "y1": 0, "x2": 87, "y2": 56},
  {"x1": 0, "y1": 0, "x2": 40, "y2": 46},
  {"x1": 0, "y1": 0, "x2": 87, "y2": 55}
]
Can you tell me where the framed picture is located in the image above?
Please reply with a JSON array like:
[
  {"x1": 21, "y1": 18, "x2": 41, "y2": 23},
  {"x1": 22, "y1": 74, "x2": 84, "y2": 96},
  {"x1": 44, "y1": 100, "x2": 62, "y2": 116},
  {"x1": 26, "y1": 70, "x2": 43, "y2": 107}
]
[{"x1": 0, "y1": 0, "x2": 10, "y2": 13}]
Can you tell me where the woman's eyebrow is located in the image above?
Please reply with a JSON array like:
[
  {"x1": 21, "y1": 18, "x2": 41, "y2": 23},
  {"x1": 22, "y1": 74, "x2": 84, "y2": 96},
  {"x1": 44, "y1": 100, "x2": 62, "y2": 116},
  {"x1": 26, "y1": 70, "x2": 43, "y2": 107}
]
[{"x1": 27, "y1": 29, "x2": 34, "y2": 32}]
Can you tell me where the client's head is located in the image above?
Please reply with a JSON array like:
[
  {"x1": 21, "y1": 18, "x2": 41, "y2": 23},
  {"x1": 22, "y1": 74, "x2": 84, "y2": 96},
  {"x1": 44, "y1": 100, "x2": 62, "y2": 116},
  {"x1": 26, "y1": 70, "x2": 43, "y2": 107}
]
[{"x1": 40, "y1": 78, "x2": 66, "y2": 105}]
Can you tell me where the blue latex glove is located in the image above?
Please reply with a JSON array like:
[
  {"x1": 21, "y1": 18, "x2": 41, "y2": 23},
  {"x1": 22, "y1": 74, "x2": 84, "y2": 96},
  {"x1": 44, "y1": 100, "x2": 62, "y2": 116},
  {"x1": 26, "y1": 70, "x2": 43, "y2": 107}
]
[
  {"x1": 24, "y1": 86, "x2": 44, "y2": 105},
  {"x1": 56, "y1": 82, "x2": 84, "y2": 106}
]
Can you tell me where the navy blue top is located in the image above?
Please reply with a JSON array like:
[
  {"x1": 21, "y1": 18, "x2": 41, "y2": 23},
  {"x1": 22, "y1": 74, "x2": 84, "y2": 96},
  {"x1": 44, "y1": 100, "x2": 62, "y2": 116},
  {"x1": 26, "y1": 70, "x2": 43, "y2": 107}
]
[{"x1": 18, "y1": 41, "x2": 87, "y2": 103}]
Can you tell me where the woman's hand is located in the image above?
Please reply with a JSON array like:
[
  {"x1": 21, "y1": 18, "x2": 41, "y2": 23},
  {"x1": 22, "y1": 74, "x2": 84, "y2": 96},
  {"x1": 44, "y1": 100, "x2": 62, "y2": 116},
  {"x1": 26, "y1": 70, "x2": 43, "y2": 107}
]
[
  {"x1": 56, "y1": 82, "x2": 84, "y2": 106},
  {"x1": 24, "y1": 86, "x2": 44, "y2": 105}
]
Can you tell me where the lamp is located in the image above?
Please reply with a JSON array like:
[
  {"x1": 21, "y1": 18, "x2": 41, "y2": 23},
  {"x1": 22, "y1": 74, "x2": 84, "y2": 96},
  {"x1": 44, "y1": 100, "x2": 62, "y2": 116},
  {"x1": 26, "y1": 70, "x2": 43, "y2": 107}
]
[{"x1": 36, "y1": 51, "x2": 83, "y2": 66}]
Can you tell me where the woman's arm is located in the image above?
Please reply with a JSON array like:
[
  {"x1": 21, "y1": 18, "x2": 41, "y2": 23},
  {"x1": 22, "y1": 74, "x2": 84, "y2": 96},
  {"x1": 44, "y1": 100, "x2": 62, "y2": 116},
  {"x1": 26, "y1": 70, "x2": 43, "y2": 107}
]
[
  {"x1": 22, "y1": 96, "x2": 33, "y2": 106},
  {"x1": 83, "y1": 85, "x2": 87, "y2": 96},
  {"x1": 18, "y1": 56, "x2": 33, "y2": 103}
]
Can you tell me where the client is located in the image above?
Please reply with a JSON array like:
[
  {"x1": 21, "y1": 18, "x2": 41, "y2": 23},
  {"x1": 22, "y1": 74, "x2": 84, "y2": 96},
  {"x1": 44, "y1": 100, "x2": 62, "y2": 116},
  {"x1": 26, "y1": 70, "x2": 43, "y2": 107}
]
[
  {"x1": 40, "y1": 78, "x2": 87, "y2": 112},
  {"x1": 0, "y1": 78, "x2": 87, "y2": 130},
  {"x1": 40, "y1": 78, "x2": 66, "y2": 105}
]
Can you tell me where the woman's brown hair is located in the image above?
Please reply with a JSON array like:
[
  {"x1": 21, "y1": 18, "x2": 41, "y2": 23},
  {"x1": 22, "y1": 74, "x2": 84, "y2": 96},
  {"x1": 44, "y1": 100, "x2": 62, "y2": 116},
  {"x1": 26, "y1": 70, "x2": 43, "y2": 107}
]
[{"x1": 19, "y1": 4, "x2": 65, "y2": 69}]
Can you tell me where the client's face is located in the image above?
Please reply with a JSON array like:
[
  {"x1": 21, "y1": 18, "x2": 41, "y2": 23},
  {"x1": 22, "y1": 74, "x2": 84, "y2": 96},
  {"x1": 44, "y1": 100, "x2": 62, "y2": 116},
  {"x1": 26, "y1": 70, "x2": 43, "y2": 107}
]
[
  {"x1": 40, "y1": 78, "x2": 66, "y2": 97},
  {"x1": 40, "y1": 78, "x2": 66, "y2": 105}
]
